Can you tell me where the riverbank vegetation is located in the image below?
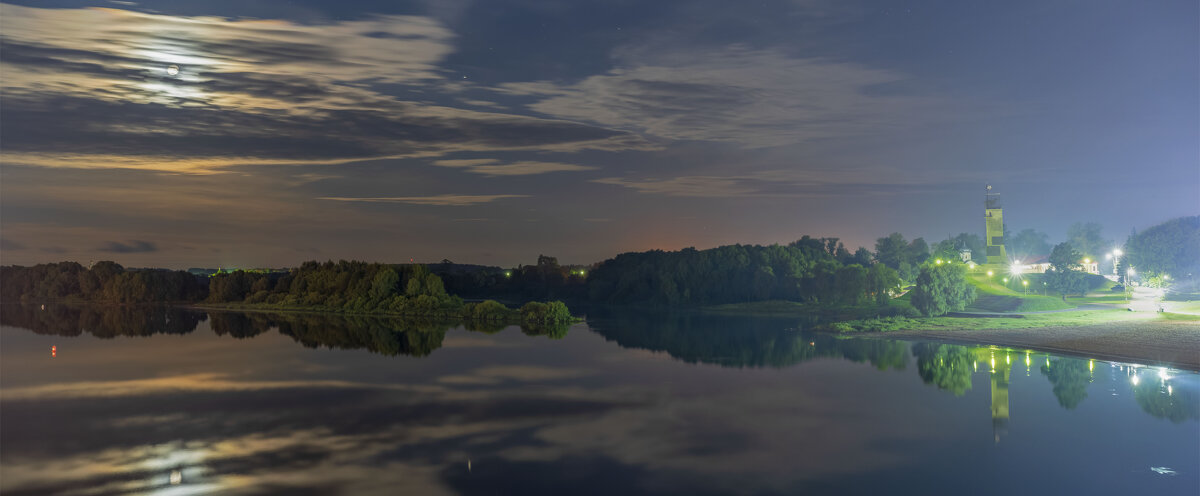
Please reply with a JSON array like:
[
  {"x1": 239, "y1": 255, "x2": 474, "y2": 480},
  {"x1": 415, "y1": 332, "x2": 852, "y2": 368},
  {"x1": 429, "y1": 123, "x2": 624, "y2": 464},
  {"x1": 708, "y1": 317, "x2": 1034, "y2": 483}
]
[
  {"x1": 1, "y1": 260, "x2": 576, "y2": 326},
  {"x1": 0, "y1": 261, "x2": 205, "y2": 303},
  {"x1": 203, "y1": 260, "x2": 576, "y2": 326},
  {"x1": 821, "y1": 308, "x2": 1158, "y2": 333}
]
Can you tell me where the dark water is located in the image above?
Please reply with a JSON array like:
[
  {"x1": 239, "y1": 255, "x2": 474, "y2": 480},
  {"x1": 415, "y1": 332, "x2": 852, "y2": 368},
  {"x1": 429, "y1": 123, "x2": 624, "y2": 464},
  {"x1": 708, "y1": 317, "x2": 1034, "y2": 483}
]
[{"x1": 1, "y1": 305, "x2": 1197, "y2": 495}]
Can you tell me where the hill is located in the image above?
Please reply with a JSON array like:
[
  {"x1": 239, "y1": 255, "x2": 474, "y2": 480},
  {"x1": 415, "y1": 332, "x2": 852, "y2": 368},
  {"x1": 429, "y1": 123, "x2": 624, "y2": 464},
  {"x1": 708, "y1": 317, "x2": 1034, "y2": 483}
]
[{"x1": 964, "y1": 267, "x2": 1076, "y2": 312}]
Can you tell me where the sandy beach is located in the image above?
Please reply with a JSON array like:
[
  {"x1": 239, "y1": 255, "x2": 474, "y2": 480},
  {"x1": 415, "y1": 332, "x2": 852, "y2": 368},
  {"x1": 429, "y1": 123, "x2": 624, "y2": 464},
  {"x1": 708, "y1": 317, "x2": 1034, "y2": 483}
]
[{"x1": 875, "y1": 319, "x2": 1200, "y2": 371}]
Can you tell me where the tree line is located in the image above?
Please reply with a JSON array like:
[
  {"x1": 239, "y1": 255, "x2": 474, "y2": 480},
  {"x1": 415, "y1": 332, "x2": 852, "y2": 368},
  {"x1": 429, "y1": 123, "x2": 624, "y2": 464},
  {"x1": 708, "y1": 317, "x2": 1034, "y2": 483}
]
[
  {"x1": 584, "y1": 236, "x2": 900, "y2": 307},
  {"x1": 0, "y1": 261, "x2": 206, "y2": 303},
  {"x1": 205, "y1": 259, "x2": 574, "y2": 325},
  {"x1": 9, "y1": 217, "x2": 1192, "y2": 317}
]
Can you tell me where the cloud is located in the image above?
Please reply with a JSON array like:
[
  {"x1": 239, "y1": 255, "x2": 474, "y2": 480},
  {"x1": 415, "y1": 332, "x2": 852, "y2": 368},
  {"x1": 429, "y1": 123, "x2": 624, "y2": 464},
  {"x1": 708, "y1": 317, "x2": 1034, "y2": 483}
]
[
  {"x1": 0, "y1": 5, "x2": 650, "y2": 172},
  {"x1": 319, "y1": 194, "x2": 528, "y2": 206},
  {"x1": 437, "y1": 365, "x2": 594, "y2": 386},
  {"x1": 593, "y1": 176, "x2": 758, "y2": 197},
  {"x1": 499, "y1": 46, "x2": 939, "y2": 148},
  {"x1": 433, "y1": 159, "x2": 501, "y2": 167},
  {"x1": 0, "y1": 238, "x2": 27, "y2": 251},
  {"x1": 285, "y1": 173, "x2": 341, "y2": 187},
  {"x1": 435, "y1": 159, "x2": 597, "y2": 176},
  {"x1": 97, "y1": 240, "x2": 158, "y2": 253},
  {"x1": 594, "y1": 170, "x2": 963, "y2": 198}
]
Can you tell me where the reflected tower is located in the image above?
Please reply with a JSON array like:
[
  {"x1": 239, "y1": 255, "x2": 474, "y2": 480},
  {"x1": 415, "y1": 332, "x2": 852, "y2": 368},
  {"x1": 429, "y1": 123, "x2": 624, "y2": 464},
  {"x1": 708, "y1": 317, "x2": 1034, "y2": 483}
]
[
  {"x1": 974, "y1": 347, "x2": 1012, "y2": 443},
  {"x1": 991, "y1": 359, "x2": 1011, "y2": 443}
]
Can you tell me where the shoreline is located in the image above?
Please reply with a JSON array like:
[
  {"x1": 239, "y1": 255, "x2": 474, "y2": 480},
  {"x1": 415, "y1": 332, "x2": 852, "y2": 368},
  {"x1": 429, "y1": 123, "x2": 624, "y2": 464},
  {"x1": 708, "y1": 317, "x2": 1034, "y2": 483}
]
[{"x1": 870, "y1": 319, "x2": 1200, "y2": 371}]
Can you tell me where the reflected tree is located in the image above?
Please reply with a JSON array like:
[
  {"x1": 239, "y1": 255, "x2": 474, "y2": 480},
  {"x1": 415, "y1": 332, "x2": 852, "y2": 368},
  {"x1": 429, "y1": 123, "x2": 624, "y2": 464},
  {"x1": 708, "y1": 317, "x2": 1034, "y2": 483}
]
[
  {"x1": 586, "y1": 307, "x2": 906, "y2": 369},
  {"x1": 1039, "y1": 358, "x2": 1092, "y2": 409},
  {"x1": 520, "y1": 321, "x2": 571, "y2": 339},
  {"x1": 209, "y1": 312, "x2": 274, "y2": 338},
  {"x1": 1133, "y1": 381, "x2": 1199, "y2": 423},
  {"x1": 1, "y1": 304, "x2": 206, "y2": 338},
  {"x1": 911, "y1": 343, "x2": 974, "y2": 396}
]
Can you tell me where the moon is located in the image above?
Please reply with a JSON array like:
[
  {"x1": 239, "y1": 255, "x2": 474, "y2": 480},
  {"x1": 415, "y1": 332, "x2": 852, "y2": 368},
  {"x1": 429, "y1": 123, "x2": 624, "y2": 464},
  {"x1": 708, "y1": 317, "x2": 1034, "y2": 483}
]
[{"x1": 166, "y1": 65, "x2": 180, "y2": 76}]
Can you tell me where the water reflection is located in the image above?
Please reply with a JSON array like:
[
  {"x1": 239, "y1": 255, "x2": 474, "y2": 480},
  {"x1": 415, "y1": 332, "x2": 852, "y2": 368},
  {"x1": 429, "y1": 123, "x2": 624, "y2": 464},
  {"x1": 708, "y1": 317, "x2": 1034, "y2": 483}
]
[
  {"x1": 1, "y1": 304, "x2": 1197, "y2": 495},
  {"x1": 0, "y1": 304, "x2": 569, "y2": 358},
  {"x1": 584, "y1": 307, "x2": 907, "y2": 370}
]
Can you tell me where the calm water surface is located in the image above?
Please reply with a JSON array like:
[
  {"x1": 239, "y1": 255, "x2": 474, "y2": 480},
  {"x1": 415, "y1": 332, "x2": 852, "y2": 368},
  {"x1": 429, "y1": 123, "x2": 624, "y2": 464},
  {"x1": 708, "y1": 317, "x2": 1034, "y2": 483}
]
[{"x1": 1, "y1": 305, "x2": 1197, "y2": 495}]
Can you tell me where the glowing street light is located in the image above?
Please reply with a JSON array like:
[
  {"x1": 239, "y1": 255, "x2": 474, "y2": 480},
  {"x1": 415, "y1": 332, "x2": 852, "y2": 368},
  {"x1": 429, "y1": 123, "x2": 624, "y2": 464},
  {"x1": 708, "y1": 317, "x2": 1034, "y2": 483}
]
[
  {"x1": 1107, "y1": 249, "x2": 1124, "y2": 279},
  {"x1": 987, "y1": 270, "x2": 994, "y2": 277},
  {"x1": 1022, "y1": 279, "x2": 1028, "y2": 295}
]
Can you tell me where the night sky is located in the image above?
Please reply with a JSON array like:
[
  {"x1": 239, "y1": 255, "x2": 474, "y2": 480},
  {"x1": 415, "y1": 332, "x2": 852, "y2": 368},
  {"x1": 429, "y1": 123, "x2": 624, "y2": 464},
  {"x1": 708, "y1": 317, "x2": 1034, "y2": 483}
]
[{"x1": 1, "y1": 0, "x2": 1196, "y2": 268}]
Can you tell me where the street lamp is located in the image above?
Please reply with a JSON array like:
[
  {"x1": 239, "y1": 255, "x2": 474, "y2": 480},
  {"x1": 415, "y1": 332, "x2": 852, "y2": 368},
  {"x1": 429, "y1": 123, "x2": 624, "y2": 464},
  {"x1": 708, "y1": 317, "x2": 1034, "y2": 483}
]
[
  {"x1": 1107, "y1": 249, "x2": 1124, "y2": 280},
  {"x1": 1022, "y1": 279, "x2": 1028, "y2": 296},
  {"x1": 1125, "y1": 267, "x2": 1135, "y2": 303}
]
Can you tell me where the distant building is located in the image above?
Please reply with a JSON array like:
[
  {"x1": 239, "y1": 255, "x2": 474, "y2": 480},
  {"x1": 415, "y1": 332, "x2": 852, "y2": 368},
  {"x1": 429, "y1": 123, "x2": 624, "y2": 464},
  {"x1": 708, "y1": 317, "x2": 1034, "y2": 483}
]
[
  {"x1": 959, "y1": 248, "x2": 973, "y2": 263},
  {"x1": 1019, "y1": 256, "x2": 1100, "y2": 275},
  {"x1": 984, "y1": 185, "x2": 1007, "y2": 264}
]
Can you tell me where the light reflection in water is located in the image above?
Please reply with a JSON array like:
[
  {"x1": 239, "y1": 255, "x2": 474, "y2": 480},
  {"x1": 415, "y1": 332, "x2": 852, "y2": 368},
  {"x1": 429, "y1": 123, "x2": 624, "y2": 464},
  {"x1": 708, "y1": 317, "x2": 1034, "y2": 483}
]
[{"x1": 0, "y1": 306, "x2": 1195, "y2": 495}]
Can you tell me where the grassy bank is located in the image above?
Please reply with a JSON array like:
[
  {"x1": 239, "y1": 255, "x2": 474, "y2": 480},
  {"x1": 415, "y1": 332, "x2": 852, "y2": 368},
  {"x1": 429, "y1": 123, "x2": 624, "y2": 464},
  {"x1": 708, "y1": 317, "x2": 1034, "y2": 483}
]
[
  {"x1": 964, "y1": 271, "x2": 1075, "y2": 312},
  {"x1": 821, "y1": 308, "x2": 1160, "y2": 333}
]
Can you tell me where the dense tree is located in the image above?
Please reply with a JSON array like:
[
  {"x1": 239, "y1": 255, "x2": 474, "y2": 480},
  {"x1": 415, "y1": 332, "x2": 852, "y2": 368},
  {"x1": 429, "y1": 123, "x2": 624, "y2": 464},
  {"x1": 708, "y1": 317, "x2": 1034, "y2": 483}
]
[
  {"x1": 865, "y1": 264, "x2": 901, "y2": 305},
  {"x1": 1124, "y1": 216, "x2": 1200, "y2": 280},
  {"x1": 1045, "y1": 242, "x2": 1090, "y2": 300},
  {"x1": 874, "y1": 233, "x2": 930, "y2": 282},
  {"x1": 1066, "y1": 222, "x2": 1109, "y2": 260},
  {"x1": 931, "y1": 233, "x2": 985, "y2": 264},
  {"x1": 1, "y1": 262, "x2": 205, "y2": 303},
  {"x1": 874, "y1": 233, "x2": 909, "y2": 270},
  {"x1": 910, "y1": 263, "x2": 976, "y2": 316},
  {"x1": 850, "y1": 247, "x2": 874, "y2": 266},
  {"x1": 586, "y1": 238, "x2": 892, "y2": 307},
  {"x1": 1007, "y1": 228, "x2": 1052, "y2": 258},
  {"x1": 907, "y1": 238, "x2": 930, "y2": 266}
]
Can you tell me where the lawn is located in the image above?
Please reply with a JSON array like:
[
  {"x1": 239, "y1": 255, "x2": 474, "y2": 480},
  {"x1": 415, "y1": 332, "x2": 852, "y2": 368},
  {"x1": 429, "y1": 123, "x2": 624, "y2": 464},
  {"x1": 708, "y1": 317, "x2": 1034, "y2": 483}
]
[
  {"x1": 964, "y1": 270, "x2": 1075, "y2": 312},
  {"x1": 825, "y1": 308, "x2": 1161, "y2": 333}
]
